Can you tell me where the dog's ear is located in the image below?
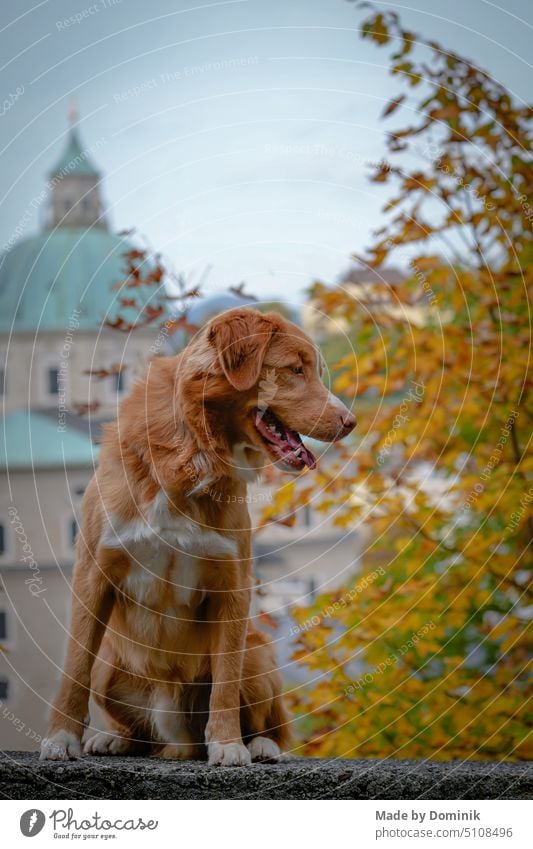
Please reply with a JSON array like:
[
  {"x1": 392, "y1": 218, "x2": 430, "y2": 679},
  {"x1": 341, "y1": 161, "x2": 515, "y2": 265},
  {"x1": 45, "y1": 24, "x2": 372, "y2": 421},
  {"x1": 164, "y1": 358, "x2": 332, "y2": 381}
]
[{"x1": 208, "y1": 309, "x2": 277, "y2": 391}]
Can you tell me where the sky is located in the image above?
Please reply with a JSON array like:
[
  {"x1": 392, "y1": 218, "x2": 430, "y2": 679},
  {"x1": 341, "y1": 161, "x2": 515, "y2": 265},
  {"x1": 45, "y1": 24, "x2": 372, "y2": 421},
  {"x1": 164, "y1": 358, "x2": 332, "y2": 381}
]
[{"x1": 1, "y1": 0, "x2": 532, "y2": 305}]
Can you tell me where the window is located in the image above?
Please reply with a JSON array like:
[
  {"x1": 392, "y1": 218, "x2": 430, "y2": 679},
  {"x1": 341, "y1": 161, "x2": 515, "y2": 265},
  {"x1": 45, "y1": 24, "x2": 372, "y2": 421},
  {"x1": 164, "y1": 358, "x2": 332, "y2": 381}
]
[
  {"x1": 69, "y1": 518, "x2": 78, "y2": 548},
  {"x1": 0, "y1": 524, "x2": 4, "y2": 556},
  {"x1": 0, "y1": 612, "x2": 6, "y2": 641},
  {"x1": 113, "y1": 370, "x2": 125, "y2": 393},
  {"x1": 48, "y1": 368, "x2": 59, "y2": 395},
  {"x1": 0, "y1": 679, "x2": 8, "y2": 700},
  {"x1": 40, "y1": 360, "x2": 65, "y2": 404}
]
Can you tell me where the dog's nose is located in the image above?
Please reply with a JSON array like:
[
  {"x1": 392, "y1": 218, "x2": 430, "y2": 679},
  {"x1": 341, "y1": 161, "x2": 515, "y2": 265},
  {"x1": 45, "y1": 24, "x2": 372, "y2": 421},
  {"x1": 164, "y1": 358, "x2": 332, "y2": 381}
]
[{"x1": 340, "y1": 412, "x2": 356, "y2": 433}]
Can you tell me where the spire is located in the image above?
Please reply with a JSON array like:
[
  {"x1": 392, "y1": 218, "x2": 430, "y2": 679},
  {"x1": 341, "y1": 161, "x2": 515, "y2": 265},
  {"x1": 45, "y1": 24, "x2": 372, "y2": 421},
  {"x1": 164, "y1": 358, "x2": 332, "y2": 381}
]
[
  {"x1": 47, "y1": 107, "x2": 106, "y2": 229},
  {"x1": 49, "y1": 105, "x2": 100, "y2": 180}
]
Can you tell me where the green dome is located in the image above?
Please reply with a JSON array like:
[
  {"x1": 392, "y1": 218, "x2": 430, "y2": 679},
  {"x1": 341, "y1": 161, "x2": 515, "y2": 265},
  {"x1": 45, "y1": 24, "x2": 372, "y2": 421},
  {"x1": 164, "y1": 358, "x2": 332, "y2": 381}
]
[{"x1": 0, "y1": 228, "x2": 157, "y2": 333}]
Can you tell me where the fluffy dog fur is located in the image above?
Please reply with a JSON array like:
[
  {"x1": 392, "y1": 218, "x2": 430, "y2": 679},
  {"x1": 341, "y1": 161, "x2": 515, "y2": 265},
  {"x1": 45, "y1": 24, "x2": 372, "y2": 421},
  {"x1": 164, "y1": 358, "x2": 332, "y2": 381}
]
[{"x1": 40, "y1": 308, "x2": 355, "y2": 766}]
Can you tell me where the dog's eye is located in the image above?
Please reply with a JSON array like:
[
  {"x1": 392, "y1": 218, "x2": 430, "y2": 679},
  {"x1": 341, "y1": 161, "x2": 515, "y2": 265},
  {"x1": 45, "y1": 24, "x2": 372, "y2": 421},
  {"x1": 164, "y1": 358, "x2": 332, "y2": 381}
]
[{"x1": 291, "y1": 366, "x2": 304, "y2": 375}]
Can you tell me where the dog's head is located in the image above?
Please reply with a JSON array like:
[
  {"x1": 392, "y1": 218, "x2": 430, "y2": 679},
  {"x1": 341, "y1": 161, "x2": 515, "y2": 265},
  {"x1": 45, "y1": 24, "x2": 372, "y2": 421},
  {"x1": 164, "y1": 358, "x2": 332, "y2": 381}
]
[{"x1": 202, "y1": 307, "x2": 355, "y2": 474}]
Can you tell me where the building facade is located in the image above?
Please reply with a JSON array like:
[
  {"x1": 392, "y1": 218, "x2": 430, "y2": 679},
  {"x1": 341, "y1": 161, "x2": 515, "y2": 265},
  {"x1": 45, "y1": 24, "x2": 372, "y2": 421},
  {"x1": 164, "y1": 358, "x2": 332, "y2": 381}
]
[{"x1": 0, "y1": 117, "x2": 157, "y2": 750}]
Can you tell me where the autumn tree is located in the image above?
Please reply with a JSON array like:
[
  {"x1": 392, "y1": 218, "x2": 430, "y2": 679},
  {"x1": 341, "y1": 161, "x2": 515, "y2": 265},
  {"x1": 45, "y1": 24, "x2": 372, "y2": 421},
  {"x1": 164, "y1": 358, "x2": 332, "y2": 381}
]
[
  {"x1": 264, "y1": 2, "x2": 532, "y2": 760},
  {"x1": 78, "y1": 233, "x2": 202, "y2": 411}
]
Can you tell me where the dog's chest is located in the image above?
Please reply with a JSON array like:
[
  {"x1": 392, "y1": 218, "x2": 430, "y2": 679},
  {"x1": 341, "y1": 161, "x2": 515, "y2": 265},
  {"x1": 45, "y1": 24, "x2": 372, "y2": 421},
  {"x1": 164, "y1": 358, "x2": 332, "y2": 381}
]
[
  {"x1": 102, "y1": 491, "x2": 238, "y2": 608},
  {"x1": 121, "y1": 543, "x2": 201, "y2": 609}
]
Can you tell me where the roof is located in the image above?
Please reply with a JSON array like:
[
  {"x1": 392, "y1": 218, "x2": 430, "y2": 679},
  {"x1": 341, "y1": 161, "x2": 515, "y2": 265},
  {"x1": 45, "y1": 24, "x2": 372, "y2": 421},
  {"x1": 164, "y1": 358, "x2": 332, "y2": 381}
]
[
  {"x1": 186, "y1": 293, "x2": 300, "y2": 326},
  {"x1": 48, "y1": 125, "x2": 99, "y2": 178},
  {"x1": 340, "y1": 266, "x2": 404, "y2": 285},
  {"x1": 0, "y1": 228, "x2": 158, "y2": 332},
  {"x1": 0, "y1": 410, "x2": 99, "y2": 470},
  {"x1": 36, "y1": 408, "x2": 113, "y2": 443}
]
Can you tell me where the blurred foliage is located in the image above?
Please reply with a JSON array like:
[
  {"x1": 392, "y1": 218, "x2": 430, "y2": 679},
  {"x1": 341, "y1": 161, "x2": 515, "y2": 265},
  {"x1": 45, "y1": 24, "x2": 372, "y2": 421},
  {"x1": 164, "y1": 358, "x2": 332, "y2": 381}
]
[{"x1": 264, "y1": 3, "x2": 532, "y2": 760}]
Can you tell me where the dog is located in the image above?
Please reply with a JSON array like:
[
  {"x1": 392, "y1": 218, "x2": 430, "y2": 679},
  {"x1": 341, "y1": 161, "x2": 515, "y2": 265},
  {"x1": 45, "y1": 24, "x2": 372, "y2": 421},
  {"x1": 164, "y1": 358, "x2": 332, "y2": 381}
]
[{"x1": 40, "y1": 307, "x2": 355, "y2": 766}]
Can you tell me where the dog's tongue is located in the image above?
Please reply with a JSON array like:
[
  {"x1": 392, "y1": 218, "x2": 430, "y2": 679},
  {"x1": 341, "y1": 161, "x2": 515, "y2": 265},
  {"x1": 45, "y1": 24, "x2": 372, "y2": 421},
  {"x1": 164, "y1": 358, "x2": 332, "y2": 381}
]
[
  {"x1": 284, "y1": 427, "x2": 317, "y2": 470},
  {"x1": 255, "y1": 409, "x2": 317, "y2": 470},
  {"x1": 298, "y1": 442, "x2": 317, "y2": 470},
  {"x1": 285, "y1": 429, "x2": 301, "y2": 450}
]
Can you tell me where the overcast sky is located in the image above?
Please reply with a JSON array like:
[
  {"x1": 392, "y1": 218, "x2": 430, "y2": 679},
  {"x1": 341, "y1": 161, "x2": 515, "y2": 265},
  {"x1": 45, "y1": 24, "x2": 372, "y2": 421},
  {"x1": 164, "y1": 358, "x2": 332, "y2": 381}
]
[{"x1": 1, "y1": 0, "x2": 531, "y2": 304}]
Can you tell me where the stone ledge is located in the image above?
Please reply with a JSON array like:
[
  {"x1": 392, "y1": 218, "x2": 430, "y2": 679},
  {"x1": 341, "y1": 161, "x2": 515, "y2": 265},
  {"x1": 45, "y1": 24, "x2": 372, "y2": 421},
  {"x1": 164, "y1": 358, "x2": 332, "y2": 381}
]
[{"x1": 1, "y1": 752, "x2": 531, "y2": 800}]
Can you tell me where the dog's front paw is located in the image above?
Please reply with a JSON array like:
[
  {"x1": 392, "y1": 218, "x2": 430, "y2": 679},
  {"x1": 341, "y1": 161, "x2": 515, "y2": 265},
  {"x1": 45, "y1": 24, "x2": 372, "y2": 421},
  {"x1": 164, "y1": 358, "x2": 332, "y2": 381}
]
[
  {"x1": 207, "y1": 741, "x2": 251, "y2": 767},
  {"x1": 40, "y1": 730, "x2": 82, "y2": 761},
  {"x1": 247, "y1": 736, "x2": 282, "y2": 762},
  {"x1": 84, "y1": 731, "x2": 134, "y2": 756}
]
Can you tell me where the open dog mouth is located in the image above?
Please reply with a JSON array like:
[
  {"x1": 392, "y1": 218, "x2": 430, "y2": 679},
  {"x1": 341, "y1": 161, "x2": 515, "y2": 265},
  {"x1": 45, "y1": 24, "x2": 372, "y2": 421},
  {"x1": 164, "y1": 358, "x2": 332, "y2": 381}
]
[{"x1": 253, "y1": 408, "x2": 317, "y2": 471}]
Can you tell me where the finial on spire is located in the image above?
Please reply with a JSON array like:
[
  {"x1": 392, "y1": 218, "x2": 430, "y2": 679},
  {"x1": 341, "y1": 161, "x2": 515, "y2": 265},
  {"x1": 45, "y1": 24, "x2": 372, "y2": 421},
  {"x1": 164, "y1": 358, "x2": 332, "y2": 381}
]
[{"x1": 68, "y1": 99, "x2": 79, "y2": 126}]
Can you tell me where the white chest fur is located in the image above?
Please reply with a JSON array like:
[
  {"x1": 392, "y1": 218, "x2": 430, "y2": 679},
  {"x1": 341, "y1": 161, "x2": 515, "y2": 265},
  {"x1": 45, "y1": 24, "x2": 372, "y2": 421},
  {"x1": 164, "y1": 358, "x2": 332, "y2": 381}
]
[
  {"x1": 101, "y1": 491, "x2": 238, "y2": 607},
  {"x1": 121, "y1": 546, "x2": 200, "y2": 608}
]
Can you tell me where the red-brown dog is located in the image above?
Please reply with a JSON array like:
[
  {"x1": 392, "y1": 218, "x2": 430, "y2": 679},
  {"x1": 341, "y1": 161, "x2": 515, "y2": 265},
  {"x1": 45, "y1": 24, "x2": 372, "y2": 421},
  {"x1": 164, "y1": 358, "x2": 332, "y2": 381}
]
[{"x1": 40, "y1": 308, "x2": 355, "y2": 766}]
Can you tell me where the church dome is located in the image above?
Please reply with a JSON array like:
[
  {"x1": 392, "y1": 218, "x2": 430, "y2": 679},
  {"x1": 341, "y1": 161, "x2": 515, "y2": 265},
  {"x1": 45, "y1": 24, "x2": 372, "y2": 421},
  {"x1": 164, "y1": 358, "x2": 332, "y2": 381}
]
[
  {"x1": 0, "y1": 114, "x2": 158, "y2": 334},
  {"x1": 0, "y1": 227, "x2": 142, "y2": 333}
]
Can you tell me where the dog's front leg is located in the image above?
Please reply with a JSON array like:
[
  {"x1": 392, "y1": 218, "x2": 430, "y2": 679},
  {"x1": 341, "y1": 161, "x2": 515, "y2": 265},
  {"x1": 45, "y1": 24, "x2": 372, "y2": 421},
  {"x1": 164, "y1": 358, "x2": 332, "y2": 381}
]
[
  {"x1": 205, "y1": 567, "x2": 251, "y2": 767},
  {"x1": 40, "y1": 558, "x2": 115, "y2": 760}
]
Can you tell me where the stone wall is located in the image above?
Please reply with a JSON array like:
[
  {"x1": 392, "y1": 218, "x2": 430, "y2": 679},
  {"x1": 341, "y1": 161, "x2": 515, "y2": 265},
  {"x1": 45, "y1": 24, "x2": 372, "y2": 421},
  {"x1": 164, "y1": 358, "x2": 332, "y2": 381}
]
[{"x1": 1, "y1": 752, "x2": 531, "y2": 800}]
